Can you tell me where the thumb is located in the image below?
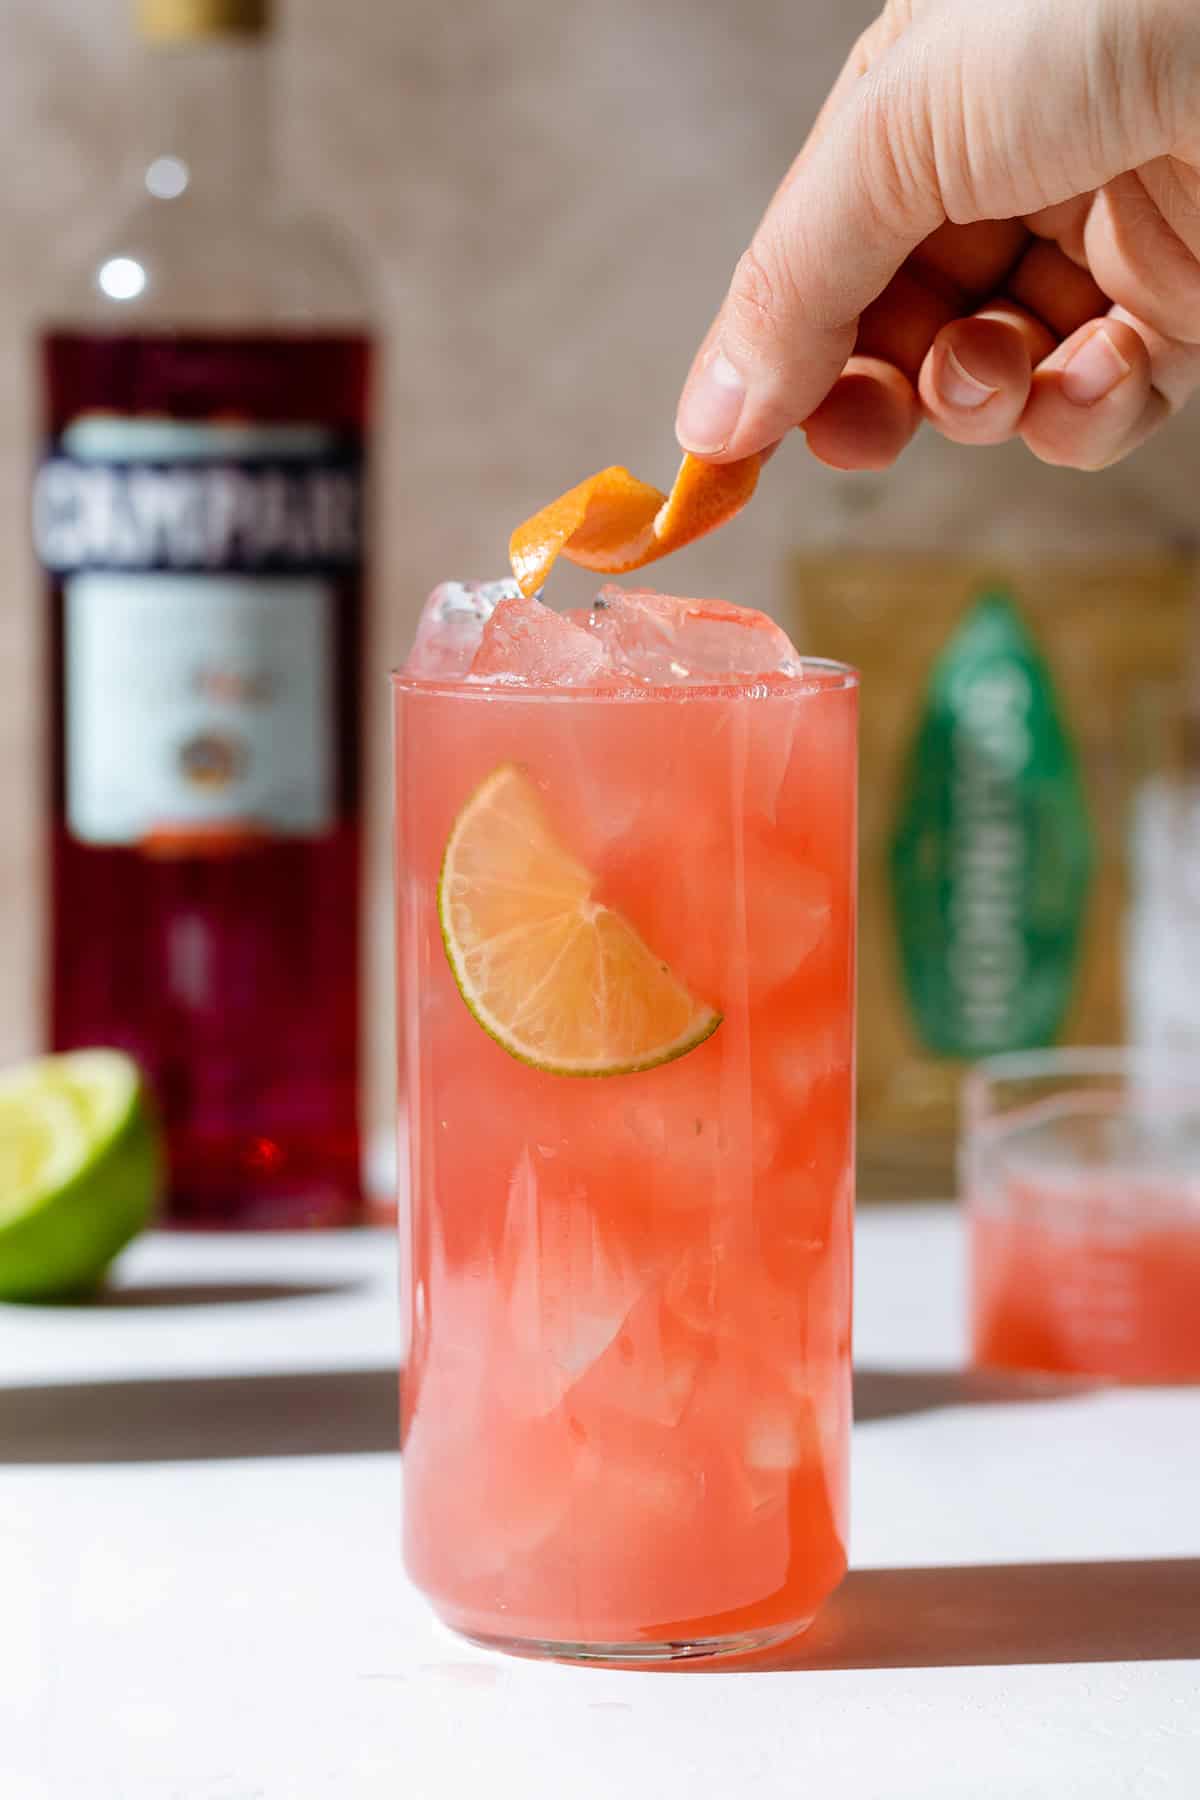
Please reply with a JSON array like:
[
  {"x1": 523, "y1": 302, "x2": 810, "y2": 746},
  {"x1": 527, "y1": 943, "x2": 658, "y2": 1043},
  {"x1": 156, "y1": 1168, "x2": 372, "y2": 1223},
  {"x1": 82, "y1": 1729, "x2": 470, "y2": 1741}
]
[{"x1": 675, "y1": 34, "x2": 946, "y2": 461}]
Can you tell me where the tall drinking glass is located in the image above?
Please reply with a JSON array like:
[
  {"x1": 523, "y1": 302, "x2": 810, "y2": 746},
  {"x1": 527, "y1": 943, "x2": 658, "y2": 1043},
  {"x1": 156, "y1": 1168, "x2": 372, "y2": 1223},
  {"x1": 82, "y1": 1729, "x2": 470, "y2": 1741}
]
[{"x1": 394, "y1": 652, "x2": 857, "y2": 1664}]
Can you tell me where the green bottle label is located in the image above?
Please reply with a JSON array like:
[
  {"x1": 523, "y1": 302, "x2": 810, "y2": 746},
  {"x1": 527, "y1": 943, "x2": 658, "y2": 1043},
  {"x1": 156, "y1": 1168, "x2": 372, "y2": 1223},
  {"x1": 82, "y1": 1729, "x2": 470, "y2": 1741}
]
[{"x1": 889, "y1": 589, "x2": 1094, "y2": 1058}]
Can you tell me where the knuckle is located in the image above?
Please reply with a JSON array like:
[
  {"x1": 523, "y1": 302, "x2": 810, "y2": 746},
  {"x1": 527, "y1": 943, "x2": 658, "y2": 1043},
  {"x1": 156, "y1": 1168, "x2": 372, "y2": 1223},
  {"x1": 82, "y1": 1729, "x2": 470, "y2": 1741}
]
[
  {"x1": 857, "y1": 2, "x2": 914, "y2": 71},
  {"x1": 727, "y1": 241, "x2": 803, "y2": 354},
  {"x1": 851, "y1": 19, "x2": 889, "y2": 75},
  {"x1": 847, "y1": 28, "x2": 877, "y2": 79},
  {"x1": 855, "y1": 67, "x2": 941, "y2": 230},
  {"x1": 1130, "y1": 0, "x2": 1197, "y2": 142}
]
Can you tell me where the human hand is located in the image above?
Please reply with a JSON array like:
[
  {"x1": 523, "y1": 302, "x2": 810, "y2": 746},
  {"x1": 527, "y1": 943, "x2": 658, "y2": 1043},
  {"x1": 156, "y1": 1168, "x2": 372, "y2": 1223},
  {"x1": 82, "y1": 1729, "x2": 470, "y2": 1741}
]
[{"x1": 676, "y1": 0, "x2": 1200, "y2": 472}]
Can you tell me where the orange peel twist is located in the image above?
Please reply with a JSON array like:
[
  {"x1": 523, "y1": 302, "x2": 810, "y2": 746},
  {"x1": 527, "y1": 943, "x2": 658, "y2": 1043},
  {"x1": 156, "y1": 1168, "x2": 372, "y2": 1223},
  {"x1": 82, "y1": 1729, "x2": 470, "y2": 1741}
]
[{"x1": 509, "y1": 452, "x2": 761, "y2": 598}]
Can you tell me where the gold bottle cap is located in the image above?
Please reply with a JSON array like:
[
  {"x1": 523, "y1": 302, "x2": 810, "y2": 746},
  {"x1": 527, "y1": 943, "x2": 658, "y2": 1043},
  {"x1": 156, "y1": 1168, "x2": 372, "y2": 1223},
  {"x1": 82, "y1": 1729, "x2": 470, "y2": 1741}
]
[{"x1": 136, "y1": 0, "x2": 270, "y2": 40}]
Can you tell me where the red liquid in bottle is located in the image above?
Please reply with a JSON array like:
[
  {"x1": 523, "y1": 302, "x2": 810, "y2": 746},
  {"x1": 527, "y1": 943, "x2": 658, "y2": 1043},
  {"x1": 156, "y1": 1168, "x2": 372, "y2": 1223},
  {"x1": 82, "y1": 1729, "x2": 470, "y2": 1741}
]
[{"x1": 40, "y1": 330, "x2": 369, "y2": 1227}]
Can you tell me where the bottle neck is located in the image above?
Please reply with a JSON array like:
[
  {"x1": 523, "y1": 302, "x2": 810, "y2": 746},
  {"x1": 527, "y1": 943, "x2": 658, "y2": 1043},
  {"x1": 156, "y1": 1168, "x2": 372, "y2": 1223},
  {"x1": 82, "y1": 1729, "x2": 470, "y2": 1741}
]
[{"x1": 140, "y1": 34, "x2": 272, "y2": 207}]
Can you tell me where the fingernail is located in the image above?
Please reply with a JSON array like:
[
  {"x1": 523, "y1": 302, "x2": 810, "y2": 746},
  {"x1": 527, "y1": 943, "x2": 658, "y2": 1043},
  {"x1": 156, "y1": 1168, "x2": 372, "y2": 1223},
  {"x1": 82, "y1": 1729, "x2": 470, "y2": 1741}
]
[
  {"x1": 1061, "y1": 328, "x2": 1132, "y2": 406},
  {"x1": 676, "y1": 351, "x2": 746, "y2": 453},
  {"x1": 940, "y1": 345, "x2": 998, "y2": 410}
]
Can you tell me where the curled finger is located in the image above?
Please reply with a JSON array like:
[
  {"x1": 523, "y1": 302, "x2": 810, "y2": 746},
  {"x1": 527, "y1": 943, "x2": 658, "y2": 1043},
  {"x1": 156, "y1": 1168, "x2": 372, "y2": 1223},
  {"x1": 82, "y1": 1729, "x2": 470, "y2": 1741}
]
[{"x1": 919, "y1": 303, "x2": 1056, "y2": 445}]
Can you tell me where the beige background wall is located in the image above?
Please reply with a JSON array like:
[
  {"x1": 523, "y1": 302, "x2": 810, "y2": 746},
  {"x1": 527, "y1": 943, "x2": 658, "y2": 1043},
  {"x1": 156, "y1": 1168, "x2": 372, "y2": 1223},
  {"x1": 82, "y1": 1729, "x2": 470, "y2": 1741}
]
[{"x1": 2, "y1": 0, "x2": 1196, "y2": 1156}]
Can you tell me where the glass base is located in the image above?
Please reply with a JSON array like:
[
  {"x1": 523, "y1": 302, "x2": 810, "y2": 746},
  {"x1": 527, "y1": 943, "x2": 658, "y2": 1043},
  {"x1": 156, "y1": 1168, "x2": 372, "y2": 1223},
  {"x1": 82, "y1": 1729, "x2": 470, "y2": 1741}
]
[{"x1": 446, "y1": 1618, "x2": 814, "y2": 1668}]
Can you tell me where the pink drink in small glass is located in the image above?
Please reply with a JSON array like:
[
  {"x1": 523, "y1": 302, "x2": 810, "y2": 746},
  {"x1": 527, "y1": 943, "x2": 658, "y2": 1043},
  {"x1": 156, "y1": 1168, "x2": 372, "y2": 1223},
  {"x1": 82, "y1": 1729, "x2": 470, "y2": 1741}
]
[
  {"x1": 973, "y1": 1186, "x2": 1200, "y2": 1383},
  {"x1": 395, "y1": 584, "x2": 857, "y2": 1663},
  {"x1": 967, "y1": 1051, "x2": 1200, "y2": 1384}
]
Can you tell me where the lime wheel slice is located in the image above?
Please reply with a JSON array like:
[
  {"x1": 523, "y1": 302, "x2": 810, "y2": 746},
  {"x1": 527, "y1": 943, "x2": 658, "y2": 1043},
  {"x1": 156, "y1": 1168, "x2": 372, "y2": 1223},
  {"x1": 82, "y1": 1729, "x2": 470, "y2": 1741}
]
[{"x1": 439, "y1": 765, "x2": 721, "y2": 1076}]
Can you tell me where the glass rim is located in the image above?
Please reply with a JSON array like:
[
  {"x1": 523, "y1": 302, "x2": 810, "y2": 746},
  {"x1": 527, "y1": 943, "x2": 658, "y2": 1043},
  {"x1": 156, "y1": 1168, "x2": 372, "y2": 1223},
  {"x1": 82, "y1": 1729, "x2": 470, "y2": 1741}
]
[
  {"x1": 967, "y1": 1047, "x2": 1200, "y2": 1085},
  {"x1": 390, "y1": 654, "x2": 860, "y2": 702},
  {"x1": 963, "y1": 1048, "x2": 1200, "y2": 1133}
]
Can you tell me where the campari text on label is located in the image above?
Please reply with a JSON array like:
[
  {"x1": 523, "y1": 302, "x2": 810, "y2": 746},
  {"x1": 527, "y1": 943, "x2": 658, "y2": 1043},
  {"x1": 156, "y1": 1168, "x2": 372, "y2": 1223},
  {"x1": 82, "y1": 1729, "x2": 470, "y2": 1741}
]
[{"x1": 35, "y1": 422, "x2": 362, "y2": 577}]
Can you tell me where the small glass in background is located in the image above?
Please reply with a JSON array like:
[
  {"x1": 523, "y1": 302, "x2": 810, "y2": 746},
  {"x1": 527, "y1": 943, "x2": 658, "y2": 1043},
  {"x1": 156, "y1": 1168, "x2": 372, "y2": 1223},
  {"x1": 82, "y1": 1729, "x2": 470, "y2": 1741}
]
[{"x1": 964, "y1": 1049, "x2": 1200, "y2": 1384}]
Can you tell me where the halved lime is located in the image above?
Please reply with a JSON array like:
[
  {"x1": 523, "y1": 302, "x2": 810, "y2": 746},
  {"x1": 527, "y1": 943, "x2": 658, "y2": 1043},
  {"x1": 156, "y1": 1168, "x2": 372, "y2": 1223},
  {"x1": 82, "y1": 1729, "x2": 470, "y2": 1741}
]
[
  {"x1": 438, "y1": 764, "x2": 721, "y2": 1075},
  {"x1": 0, "y1": 1051, "x2": 162, "y2": 1302}
]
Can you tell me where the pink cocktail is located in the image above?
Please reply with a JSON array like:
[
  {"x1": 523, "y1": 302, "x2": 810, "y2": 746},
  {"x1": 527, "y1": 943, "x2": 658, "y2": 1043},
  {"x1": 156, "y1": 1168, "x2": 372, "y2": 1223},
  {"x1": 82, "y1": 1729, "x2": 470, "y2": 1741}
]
[
  {"x1": 973, "y1": 1203, "x2": 1200, "y2": 1382},
  {"x1": 966, "y1": 1050, "x2": 1200, "y2": 1384},
  {"x1": 394, "y1": 583, "x2": 857, "y2": 1663}
]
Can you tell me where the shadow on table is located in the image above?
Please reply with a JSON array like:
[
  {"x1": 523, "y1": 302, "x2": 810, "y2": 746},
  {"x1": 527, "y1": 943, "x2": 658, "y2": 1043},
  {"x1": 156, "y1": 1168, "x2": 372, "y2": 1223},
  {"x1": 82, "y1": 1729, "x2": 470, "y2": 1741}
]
[
  {"x1": 82, "y1": 1279, "x2": 364, "y2": 1309},
  {"x1": 1, "y1": 1361, "x2": 1083, "y2": 1466},
  {"x1": 0, "y1": 1367, "x2": 400, "y2": 1463},
  {"x1": 732, "y1": 1558, "x2": 1200, "y2": 1671},
  {"x1": 854, "y1": 1365, "x2": 1091, "y2": 1422}
]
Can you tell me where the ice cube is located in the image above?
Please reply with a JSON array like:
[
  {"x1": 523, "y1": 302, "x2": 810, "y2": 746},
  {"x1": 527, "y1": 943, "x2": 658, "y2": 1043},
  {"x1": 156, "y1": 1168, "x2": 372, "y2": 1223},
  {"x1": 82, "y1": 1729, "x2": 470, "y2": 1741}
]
[
  {"x1": 586, "y1": 585, "x2": 805, "y2": 685},
  {"x1": 564, "y1": 1281, "x2": 705, "y2": 1428},
  {"x1": 497, "y1": 1148, "x2": 641, "y2": 1414},
  {"x1": 554, "y1": 1430, "x2": 787, "y2": 1627},
  {"x1": 406, "y1": 1399, "x2": 578, "y2": 1581},
  {"x1": 573, "y1": 1437, "x2": 703, "y2": 1524},
  {"x1": 621, "y1": 1067, "x2": 781, "y2": 1195},
  {"x1": 664, "y1": 1246, "x2": 813, "y2": 1374},
  {"x1": 470, "y1": 594, "x2": 617, "y2": 686},
  {"x1": 766, "y1": 1015, "x2": 849, "y2": 1108},
  {"x1": 406, "y1": 578, "x2": 519, "y2": 679},
  {"x1": 744, "y1": 842, "x2": 833, "y2": 996},
  {"x1": 743, "y1": 1389, "x2": 820, "y2": 1470},
  {"x1": 654, "y1": 829, "x2": 834, "y2": 1006}
]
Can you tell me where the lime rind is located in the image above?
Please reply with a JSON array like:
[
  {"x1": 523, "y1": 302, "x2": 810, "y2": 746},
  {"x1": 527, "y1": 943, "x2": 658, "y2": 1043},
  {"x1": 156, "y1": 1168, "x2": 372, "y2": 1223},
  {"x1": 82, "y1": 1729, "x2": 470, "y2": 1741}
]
[
  {"x1": 437, "y1": 763, "x2": 722, "y2": 1078},
  {"x1": 0, "y1": 1051, "x2": 162, "y2": 1303}
]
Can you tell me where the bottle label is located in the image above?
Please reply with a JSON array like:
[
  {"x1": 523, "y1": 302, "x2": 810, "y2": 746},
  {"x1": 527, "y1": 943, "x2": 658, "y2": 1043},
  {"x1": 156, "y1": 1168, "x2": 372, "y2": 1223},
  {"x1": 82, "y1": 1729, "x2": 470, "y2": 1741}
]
[
  {"x1": 35, "y1": 418, "x2": 361, "y2": 849},
  {"x1": 889, "y1": 589, "x2": 1095, "y2": 1057}
]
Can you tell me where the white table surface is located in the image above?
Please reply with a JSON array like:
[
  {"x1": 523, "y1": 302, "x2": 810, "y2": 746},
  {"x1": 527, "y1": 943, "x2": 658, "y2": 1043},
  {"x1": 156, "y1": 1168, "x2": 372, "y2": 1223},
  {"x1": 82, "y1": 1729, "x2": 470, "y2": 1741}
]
[{"x1": 4, "y1": 1205, "x2": 1199, "y2": 1800}]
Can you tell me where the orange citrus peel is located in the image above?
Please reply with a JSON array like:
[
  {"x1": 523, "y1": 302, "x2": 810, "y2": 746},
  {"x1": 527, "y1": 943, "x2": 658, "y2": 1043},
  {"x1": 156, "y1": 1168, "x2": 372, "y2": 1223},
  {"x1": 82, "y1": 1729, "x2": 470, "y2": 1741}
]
[{"x1": 509, "y1": 452, "x2": 761, "y2": 598}]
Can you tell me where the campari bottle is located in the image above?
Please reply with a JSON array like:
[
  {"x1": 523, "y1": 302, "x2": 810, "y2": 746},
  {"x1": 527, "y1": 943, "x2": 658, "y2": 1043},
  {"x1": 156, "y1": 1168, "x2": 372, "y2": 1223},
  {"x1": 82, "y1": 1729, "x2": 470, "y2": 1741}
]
[{"x1": 34, "y1": 0, "x2": 373, "y2": 1227}]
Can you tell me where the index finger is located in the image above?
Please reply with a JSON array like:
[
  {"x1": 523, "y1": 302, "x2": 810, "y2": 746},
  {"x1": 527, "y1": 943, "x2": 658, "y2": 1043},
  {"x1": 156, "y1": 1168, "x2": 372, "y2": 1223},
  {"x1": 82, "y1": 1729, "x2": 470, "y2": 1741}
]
[{"x1": 676, "y1": 39, "x2": 946, "y2": 461}]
